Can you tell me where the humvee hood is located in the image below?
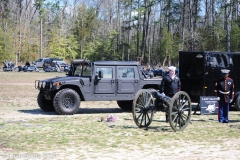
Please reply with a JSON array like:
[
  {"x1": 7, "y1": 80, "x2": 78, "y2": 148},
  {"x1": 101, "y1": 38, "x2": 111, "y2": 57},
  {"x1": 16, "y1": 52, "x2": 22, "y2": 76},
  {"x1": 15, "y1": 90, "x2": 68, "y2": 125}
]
[{"x1": 41, "y1": 76, "x2": 83, "y2": 82}]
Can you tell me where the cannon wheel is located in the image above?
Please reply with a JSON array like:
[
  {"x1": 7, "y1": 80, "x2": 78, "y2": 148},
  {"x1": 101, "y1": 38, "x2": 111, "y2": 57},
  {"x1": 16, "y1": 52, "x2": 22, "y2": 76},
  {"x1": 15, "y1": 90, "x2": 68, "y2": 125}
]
[
  {"x1": 132, "y1": 89, "x2": 155, "y2": 127},
  {"x1": 168, "y1": 91, "x2": 192, "y2": 132}
]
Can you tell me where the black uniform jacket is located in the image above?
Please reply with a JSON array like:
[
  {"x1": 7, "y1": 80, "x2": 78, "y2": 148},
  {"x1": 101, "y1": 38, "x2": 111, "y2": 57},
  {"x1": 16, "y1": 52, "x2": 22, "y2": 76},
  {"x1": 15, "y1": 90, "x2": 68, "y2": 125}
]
[
  {"x1": 160, "y1": 74, "x2": 181, "y2": 97},
  {"x1": 214, "y1": 77, "x2": 234, "y2": 103}
]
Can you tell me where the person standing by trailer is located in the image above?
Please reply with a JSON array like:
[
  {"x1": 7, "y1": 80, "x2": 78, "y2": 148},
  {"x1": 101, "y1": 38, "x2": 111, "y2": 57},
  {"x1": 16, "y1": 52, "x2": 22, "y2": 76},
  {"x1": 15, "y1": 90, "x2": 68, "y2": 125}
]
[
  {"x1": 214, "y1": 69, "x2": 234, "y2": 123},
  {"x1": 160, "y1": 66, "x2": 181, "y2": 122}
]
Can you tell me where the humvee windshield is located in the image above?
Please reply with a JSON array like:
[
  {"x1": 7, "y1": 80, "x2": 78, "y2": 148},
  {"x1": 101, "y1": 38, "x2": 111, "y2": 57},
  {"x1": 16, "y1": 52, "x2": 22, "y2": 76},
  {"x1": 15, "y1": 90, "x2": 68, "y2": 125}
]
[{"x1": 70, "y1": 60, "x2": 92, "y2": 76}]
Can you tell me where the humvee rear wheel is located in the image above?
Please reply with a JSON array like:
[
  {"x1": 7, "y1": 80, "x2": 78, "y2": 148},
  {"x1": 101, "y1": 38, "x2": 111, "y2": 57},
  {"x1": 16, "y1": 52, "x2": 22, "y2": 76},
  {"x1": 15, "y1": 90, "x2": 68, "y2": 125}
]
[
  {"x1": 53, "y1": 88, "x2": 80, "y2": 115},
  {"x1": 132, "y1": 89, "x2": 155, "y2": 127},
  {"x1": 117, "y1": 100, "x2": 133, "y2": 110},
  {"x1": 37, "y1": 92, "x2": 55, "y2": 111},
  {"x1": 234, "y1": 96, "x2": 240, "y2": 111},
  {"x1": 169, "y1": 91, "x2": 192, "y2": 132}
]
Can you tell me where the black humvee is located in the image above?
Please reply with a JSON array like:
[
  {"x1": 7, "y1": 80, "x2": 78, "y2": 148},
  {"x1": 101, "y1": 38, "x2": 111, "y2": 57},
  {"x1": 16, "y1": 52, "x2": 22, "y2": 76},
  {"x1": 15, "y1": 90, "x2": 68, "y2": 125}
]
[
  {"x1": 35, "y1": 59, "x2": 162, "y2": 115},
  {"x1": 179, "y1": 51, "x2": 240, "y2": 111}
]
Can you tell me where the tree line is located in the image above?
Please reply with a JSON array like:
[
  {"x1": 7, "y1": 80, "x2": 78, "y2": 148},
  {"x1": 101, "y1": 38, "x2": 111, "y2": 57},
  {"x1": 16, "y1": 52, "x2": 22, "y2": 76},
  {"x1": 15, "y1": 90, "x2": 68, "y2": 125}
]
[{"x1": 0, "y1": 0, "x2": 239, "y2": 67}]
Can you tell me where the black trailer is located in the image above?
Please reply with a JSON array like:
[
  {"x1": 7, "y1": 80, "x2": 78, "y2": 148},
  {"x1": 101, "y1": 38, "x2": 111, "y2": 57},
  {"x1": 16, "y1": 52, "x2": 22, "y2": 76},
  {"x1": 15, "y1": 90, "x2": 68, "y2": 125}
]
[{"x1": 179, "y1": 51, "x2": 240, "y2": 111}]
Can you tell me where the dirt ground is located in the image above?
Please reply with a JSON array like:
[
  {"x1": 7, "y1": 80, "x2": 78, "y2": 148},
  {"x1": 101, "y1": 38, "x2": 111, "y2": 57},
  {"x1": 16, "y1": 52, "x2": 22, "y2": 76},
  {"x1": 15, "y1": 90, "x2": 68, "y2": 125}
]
[
  {"x1": 0, "y1": 71, "x2": 240, "y2": 160},
  {"x1": 1, "y1": 101, "x2": 240, "y2": 160}
]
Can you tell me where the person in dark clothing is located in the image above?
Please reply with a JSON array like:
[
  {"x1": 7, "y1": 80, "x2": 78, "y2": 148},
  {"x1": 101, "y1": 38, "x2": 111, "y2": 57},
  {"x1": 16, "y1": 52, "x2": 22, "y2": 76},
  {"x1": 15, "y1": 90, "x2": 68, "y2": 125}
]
[
  {"x1": 3, "y1": 61, "x2": 8, "y2": 67},
  {"x1": 25, "y1": 61, "x2": 30, "y2": 67},
  {"x1": 214, "y1": 69, "x2": 234, "y2": 123},
  {"x1": 160, "y1": 66, "x2": 181, "y2": 122}
]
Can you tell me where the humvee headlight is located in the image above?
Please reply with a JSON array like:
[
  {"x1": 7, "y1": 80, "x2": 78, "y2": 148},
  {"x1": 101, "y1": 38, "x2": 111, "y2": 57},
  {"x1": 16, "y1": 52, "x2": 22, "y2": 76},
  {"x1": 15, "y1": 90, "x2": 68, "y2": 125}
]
[
  {"x1": 39, "y1": 81, "x2": 42, "y2": 88},
  {"x1": 42, "y1": 82, "x2": 46, "y2": 88},
  {"x1": 50, "y1": 83, "x2": 53, "y2": 89}
]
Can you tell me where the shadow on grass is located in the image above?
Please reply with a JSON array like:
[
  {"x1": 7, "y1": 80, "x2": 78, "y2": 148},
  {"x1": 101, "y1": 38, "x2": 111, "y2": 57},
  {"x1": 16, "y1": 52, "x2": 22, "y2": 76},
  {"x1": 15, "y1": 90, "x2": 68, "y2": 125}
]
[
  {"x1": 190, "y1": 119, "x2": 208, "y2": 122},
  {"x1": 228, "y1": 120, "x2": 240, "y2": 123},
  {"x1": 121, "y1": 118, "x2": 176, "y2": 132},
  {"x1": 19, "y1": 108, "x2": 130, "y2": 115},
  {"x1": 133, "y1": 125, "x2": 174, "y2": 133},
  {"x1": 18, "y1": 109, "x2": 58, "y2": 115},
  {"x1": 78, "y1": 108, "x2": 129, "y2": 114},
  {"x1": 109, "y1": 123, "x2": 174, "y2": 132}
]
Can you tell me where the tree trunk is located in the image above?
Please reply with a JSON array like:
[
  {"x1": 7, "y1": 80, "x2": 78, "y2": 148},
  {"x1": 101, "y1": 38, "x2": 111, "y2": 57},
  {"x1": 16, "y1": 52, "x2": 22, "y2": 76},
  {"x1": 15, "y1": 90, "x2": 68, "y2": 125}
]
[{"x1": 225, "y1": 0, "x2": 230, "y2": 52}]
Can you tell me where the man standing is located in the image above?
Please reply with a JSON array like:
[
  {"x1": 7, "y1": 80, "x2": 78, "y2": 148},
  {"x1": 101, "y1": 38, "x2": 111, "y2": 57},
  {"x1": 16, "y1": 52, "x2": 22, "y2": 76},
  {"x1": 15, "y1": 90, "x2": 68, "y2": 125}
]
[
  {"x1": 160, "y1": 66, "x2": 181, "y2": 122},
  {"x1": 214, "y1": 69, "x2": 234, "y2": 123}
]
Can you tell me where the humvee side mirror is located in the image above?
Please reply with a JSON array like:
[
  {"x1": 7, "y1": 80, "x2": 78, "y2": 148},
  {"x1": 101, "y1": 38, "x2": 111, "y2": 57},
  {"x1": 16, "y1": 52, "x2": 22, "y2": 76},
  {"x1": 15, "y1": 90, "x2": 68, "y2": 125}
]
[
  {"x1": 98, "y1": 70, "x2": 103, "y2": 79},
  {"x1": 94, "y1": 70, "x2": 103, "y2": 85},
  {"x1": 95, "y1": 70, "x2": 103, "y2": 81}
]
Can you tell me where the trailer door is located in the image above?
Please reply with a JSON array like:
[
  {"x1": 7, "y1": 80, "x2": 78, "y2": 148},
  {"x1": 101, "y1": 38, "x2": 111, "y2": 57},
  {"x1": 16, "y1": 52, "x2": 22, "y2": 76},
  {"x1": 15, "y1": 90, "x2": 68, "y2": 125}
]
[{"x1": 179, "y1": 51, "x2": 205, "y2": 102}]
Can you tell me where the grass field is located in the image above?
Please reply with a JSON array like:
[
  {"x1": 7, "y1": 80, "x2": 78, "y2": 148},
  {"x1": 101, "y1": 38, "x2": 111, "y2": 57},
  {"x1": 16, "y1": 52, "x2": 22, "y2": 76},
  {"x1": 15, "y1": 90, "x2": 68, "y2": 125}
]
[{"x1": 0, "y1": 71, "x2": 240, "y2": 160}]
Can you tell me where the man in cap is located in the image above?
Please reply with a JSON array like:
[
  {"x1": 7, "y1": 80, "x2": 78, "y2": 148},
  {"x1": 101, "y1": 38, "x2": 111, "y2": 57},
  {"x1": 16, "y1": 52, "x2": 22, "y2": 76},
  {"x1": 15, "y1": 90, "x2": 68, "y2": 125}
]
[
  {"x1": 214, "y1": 69, "x2": 234, "y2": 123},
  {"x1": 160, "y1": 66, "x2": 181, "y2": 122}
]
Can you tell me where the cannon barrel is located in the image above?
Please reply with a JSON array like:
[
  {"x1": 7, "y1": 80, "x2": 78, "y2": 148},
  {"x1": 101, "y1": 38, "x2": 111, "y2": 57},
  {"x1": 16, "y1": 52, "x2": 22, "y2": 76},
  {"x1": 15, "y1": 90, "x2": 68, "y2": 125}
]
[{"x1": 149, "y1": 89, "x2": 172, "y2": 104}]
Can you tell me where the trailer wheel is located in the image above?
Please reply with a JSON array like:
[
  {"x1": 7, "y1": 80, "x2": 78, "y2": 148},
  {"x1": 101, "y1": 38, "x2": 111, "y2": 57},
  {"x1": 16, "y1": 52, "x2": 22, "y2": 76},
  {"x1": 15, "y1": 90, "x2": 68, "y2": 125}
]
[{"x1": 234, "y1": 96, "x2": 240, "y2": 111}]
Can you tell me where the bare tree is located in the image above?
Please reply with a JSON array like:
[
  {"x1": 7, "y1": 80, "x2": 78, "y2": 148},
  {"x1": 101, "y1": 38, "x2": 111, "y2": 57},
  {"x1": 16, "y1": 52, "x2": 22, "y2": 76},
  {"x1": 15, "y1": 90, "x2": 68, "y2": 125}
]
[{"x1": 224, "y1": 0, "x2": 231, "y2": 52}]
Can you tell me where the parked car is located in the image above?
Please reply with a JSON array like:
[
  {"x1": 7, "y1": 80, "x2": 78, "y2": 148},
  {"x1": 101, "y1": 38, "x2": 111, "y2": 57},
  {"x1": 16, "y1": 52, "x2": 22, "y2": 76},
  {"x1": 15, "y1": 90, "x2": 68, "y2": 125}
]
[
  {"x1": 44, "y1": 61, "x2": 69, "y2": 72},
  {"x1": 55, "y1": 61, "x2": 68, "y2": 68},
  {"x1": 33, "y1": 58, "x2": 49, "y2": 68},
  {"x1": 43, "y1": 58, "x2": 63, "y2": 69}
]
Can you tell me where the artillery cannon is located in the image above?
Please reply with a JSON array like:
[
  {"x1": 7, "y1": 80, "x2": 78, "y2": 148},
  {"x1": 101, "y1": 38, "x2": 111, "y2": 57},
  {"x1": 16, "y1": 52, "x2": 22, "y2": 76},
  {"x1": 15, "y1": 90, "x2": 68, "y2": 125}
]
[{"x1": 132, "y1": 89, "x2": 192, "y2": 132}]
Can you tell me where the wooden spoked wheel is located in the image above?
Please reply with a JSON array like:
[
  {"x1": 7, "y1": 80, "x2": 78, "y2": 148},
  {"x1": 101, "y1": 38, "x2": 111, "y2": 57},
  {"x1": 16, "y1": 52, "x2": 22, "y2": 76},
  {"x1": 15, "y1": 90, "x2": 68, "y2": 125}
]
[
  {"x1": 132, "y1": 89, "x2": 155, "y2": 127},
  {"x1": 168, "y1": 91, "x2": 192, "y2": 132}
]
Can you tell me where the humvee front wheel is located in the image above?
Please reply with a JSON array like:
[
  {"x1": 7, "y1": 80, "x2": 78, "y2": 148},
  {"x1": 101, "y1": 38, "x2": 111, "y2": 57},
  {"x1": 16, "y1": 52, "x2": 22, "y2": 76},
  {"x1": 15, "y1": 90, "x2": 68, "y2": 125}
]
[
  {"x1": 117, "y1": 100, "x2": 133, "y2": 110},
  {"x1": 53, "y1": 88, "x2": 80, "y2": 115},
  {"x1": 37, "y1": 92, "x2": 55, "y2": 111}
]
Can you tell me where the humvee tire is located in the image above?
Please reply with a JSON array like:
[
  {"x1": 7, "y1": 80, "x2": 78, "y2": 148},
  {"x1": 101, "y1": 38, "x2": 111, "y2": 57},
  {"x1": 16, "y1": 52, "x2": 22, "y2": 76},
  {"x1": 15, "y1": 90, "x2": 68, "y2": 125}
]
[
  {"x1": 37, "y1": 92, "x2": 55, "y2": 111},
  {"x1": 234, "y1": 96, "x2": 240, "y2": 111},
  {"x1": 53, "y1": 88, "x2": 80, "y2": 115},
  {"x1": 117, "y1": 100, "x2": 133, "y2": 110}
]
